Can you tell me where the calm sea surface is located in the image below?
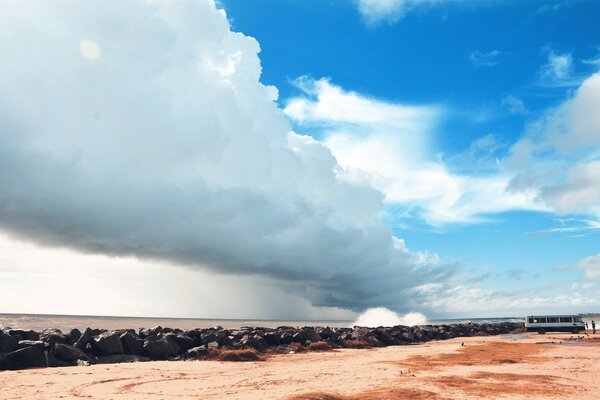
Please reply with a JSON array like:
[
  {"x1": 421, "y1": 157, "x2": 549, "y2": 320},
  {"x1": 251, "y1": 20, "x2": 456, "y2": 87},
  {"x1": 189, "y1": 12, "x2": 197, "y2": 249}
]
[{"x1": 0, "y1": 313, "x2": 526, "y2": 332}]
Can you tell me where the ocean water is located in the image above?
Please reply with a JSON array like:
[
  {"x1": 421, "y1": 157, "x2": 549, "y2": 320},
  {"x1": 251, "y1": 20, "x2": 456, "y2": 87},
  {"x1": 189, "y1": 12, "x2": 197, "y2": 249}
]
[{"x1": 0, "y1": 313, "x2": 524, "y2": 332}]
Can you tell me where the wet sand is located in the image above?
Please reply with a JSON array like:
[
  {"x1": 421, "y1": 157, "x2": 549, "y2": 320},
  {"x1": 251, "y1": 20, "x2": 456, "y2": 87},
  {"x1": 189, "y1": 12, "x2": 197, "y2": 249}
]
[{"x1": 2, "y1": 332, "x2": 599, "y2": 399}]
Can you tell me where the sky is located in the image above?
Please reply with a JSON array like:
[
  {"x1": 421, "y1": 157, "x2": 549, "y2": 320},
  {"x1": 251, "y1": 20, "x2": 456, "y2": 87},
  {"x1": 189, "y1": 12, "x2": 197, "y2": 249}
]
[{"x1": 0, "y1": 0, "x2": 599, "y2": 320}]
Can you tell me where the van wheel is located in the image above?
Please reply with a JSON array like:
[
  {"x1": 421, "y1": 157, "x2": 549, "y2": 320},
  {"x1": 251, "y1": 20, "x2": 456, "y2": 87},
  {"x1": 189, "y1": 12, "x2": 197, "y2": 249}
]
[
  {"x1": 538, "y1": 329, "x2": 545, "y2": 335},
  {"x1": 572, "y1": 329, "x2": 580, "y2": 334}
]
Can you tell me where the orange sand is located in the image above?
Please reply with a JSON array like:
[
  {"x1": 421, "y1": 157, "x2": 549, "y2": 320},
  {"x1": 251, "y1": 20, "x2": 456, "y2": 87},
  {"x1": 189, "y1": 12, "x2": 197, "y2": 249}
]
[{"x1": 1, "y1": 333, "x2": 599, "y2": 399}]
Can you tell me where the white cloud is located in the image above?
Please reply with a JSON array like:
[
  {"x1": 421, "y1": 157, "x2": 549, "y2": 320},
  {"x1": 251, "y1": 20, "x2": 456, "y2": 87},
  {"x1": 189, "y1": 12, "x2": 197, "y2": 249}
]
[
  {"x1": 285, "y1": 78, "x2": 542, "y2": 225},
  {"x1": 509, "y1": 72, "x2": 600, "y2": 218},
  {"x1": 576, "y1": 254, "x2": 600, "y2": 281},
  {"x1": 0, "y1": 0, "x2": 452, "y2": 316},
  {"x1": 469, "y1": 50, "x2": 503, "y2": 67},
  {"x1": 502, "y1": 95, "x2": 528, "y2": 114},
  {"x1": 356, "y1": 0, "x2": 494, "y2": 26},
  {"x1": 538, "y1": 49, "x2": 576, "y2": 86}
]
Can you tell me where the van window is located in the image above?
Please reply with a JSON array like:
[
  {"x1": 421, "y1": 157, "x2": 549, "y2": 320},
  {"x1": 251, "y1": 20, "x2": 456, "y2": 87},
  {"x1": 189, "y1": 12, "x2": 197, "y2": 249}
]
[
  {"x1": 528, "y1": 318, "x2": 534, "y2": 323},
  {"x1": 575, "y1": 316, "x2": 582, "y2": 322},
  {"x1": 547, "y1": 317, "x2": 558, "y2": 323},
  {"x1": 537, "y1": 317, "x2": 547, "y2": 323},
  {"x1": 560, "y1": 317, "x2": 572, "y2": 323}
]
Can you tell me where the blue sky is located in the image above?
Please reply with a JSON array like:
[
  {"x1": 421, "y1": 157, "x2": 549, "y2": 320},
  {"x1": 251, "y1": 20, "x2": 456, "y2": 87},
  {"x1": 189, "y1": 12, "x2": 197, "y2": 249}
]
[
  {"x1": 220, "y1": 0, "x2": 600, "y2": 313},
  {"x1": 1, "y1": 0, "x2": 599, "y2": 320}
]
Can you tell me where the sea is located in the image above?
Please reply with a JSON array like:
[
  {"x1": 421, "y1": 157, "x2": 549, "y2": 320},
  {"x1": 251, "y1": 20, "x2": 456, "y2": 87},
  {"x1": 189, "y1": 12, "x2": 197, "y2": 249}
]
[{"x1": 0, "y1": 313, "x2": 526, "y2": 332}]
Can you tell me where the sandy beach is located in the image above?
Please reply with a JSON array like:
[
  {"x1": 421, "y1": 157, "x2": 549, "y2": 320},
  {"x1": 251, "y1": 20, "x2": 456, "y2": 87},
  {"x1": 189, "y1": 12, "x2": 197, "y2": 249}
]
[{"x1": 2, "y1": 332, "x2": 599, "y2": 400}]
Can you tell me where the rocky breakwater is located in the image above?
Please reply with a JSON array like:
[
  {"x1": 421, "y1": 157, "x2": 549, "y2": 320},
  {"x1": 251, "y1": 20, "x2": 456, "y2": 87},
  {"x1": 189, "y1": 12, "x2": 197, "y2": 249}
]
[{"x1": 0, "y1": 322, "x2": 523, "y2": 371}]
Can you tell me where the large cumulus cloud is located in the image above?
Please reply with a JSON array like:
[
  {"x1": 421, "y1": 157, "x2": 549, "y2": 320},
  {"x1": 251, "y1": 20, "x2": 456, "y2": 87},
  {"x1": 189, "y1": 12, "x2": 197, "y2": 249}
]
[{"x1": 0, "y1": 0, "x2": 447, "y2": 312}]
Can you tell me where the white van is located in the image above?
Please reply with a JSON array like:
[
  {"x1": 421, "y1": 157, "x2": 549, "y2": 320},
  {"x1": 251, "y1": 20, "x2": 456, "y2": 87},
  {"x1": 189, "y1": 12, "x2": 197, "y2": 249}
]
[{"x1": 525, "y1": 315, "x2": 586, "y2": 334}]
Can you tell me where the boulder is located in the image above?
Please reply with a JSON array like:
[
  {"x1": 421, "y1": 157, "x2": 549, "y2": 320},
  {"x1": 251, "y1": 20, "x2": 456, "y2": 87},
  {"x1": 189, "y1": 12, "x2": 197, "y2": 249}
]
[
  {"x1": 120, "y1": 332, "x2": 145, "y2": 356},
  {"x1": 240, "y1": 335, "x2": 268, "y2": 352},
  {"x1": 74, "y1": 328, "x2": 94, "y2": 350},
  {"x1": 17, "y1": 340, "x2": 46, "y2": 351},
  {"x1": 264, "y1": 332, "x2": 281, "y2": 346},
  {"x1": 291, "y1": 332, "x2": 305, "y2": 344},
  {"x1": 185, "y1": 345, "x2": 208, "y2": 358},
  {"x1": 279, "y1": 332, "x2": 293, "y2": 344},
  {"x1": 40, "y1": 329, "x2": 67, "y2": 346},
  {"x1": 93, "y1": 332, "x2": 123, "y2": 355},
  {"x1": 52, "y1": 343, "x2": 95, "y2": 364},
  {"x1": 207, "y1": 341, "x2": 219, "y2": 350},
  {"x1": 8, "y1": 329, "x2": 40, "y2": 341},
  {"x1": 67, "y1": 328, "x2": 82, "y2": 345},
  {"x1": 0, "y1": 346, "x2": 46, "y2": 370},
  {"x1": 0, "y1": 331, "x2": 20, "y2": 353},
  {"x1": 165, "y1": 334, "x2": 196, "y2": 352},
  {"x1": 301, "y1": 329, "x2": 321, "y2": 343},
  {"x1": 143, "y1": 339, "x2": 179, "y2": 360}
]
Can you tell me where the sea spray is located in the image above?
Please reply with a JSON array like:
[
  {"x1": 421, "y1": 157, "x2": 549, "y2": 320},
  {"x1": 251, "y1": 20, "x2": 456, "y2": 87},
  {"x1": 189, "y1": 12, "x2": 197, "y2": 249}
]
[{"x1": 353, "y1": 307, "x2": 427, "y2": 327}]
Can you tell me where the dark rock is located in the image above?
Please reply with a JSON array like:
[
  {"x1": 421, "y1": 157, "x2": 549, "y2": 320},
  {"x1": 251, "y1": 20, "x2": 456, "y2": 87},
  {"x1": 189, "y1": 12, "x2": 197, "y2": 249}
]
[
  {"x1": 8, "y1": 329, "x2": 40, "y2": 341},
  {"x1": 0, "y1": 331, "x2": 20, "y2": 353},
  {"x1": 240, "y1": 335, "x2": 268, "y2": 352},
  {"x1": 67, "y1": 328, "x2": 82, "y2": 345},
  {"x1": 40, "y1": 329, "x2": 67, "y2": 345},
  {"x1": 93, "y1": 332, "x2": 123, "y2": 355},
  {"x1": 185, "y1": 345, "x2": 208, "y2": 358},
  {"x1": 46, "y1": 352, "x2": 77, "y2": 368},
  {"x1": 291, "y1": 332, "x2": 305, "y2": 344},
  {"x1": 97, "y1": 354, "x2": 149, "y2": 364},
  {"x1": 143, "y1": 339, "x2": 179, "y2": 360},
  {"x1": 74, "y1": 328, "x2": 94, "y2": 350},
  {"x1": 17, "y1": 340, "x2": 46, "y2": 351},
  {"x1": 264, "y1": 332, "x2": 281, "y2": 346},
  {"x1": 120, "y1": 332, "x2": 145, "y2": 356},
  {"x1": 52, "y1": 343, "x2": 96, "y2": 364},
  {"x1": 301, "y1": 329, "x2": 321, "y2": 343},
  {"x1": 165, "y1": 334, "x2": 196, "y2": 352},
  {"x1": 279, "y1": 332, "x2": 293, "y2": 344},
  {"x1": 0, "y1": 346, "x2": 46, "y2": 370}
]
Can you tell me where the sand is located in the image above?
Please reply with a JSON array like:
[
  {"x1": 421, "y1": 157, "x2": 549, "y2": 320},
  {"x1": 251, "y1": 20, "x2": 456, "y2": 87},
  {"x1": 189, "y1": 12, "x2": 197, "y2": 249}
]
[{"x1": 2, "y1": 333, "x2": 599, "y2": 399}]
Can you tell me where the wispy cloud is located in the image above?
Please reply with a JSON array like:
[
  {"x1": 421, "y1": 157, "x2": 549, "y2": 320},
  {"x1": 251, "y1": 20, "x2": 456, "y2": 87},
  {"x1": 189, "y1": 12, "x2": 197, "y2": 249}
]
[
  {"x1": 502, "y1": 95, "x2": 528, "y2": 114},
  {"x1": 285, "y1": 78, "x2": 542, "y2": 226},
  {"x1": 575, "y1": 254, "x2": 600, "y2": 281},
  {"x1": 537, "y1": 48, "x2": 578, "y2": 87},
  {"x1": 468, "y1": 50, "x2": 505, "y2": 67}
]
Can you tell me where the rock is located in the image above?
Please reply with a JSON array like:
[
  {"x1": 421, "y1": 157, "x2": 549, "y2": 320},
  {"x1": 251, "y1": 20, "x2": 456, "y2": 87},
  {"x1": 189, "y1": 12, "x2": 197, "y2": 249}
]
[
  {"x1": 264, "y1": 332, "x2": 281, "y2": 346},
  {"x1": 0, "y1": 331, "x2": 20, "y2": 353},
  {"x1": 291, "y1": 332, "x2": 305, "y2": 344},
  {"x1": 165, "y1": 334, "x2": 196, "y2": 352},
  {"x1": 301, "y1": 329, "x2": 321, "y2": 343},
  {"x1": 240, "y1": 335, "x2": 268, "y2": 352},
  {"x1": 0, "y1": 346, "x2": 46, "y2": 370},
  {"x1": 8, "y1": 329, "x2": 40, "y2": 341},
  {"x1": 185, "y1": 346, "x2": 208, "y2": 358},
  {"x1": 40, "y1": 329, "x2": 67, "y2": 345},
  {"x1": 279, "y1": 332, "x2": 293, "y2": 344},
  {"x1": 17, "y1": 340, "x2": 46, "y2": 351},
  {"x1": 93, "y1": 332, "x2": 124, "y2": 356},
  {"x1": 207, "y1": 341, "x2": 219, "y2": 350},
  {"x1": 67, "y1": 328, "x2": 82, "y2": 345},
  {"x1": 97, "y1": 354, "x2": 149, "y2": 364},
  {"x1": 52, "y1": 343, "x2": 96, "y2": 364},
  {"x1": 143, "y1": 339, "x2": 179, "y2": 360},
  {"x1": 120, "y1": 332, "x2": 145, "y2": 356},
  {"x1": 74, "y1": 328, "x2": 94, "y2": 350}
]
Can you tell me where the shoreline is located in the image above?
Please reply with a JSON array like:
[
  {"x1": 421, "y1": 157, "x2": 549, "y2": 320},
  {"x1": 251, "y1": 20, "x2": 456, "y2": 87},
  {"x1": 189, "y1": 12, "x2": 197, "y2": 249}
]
[
  {"x1": 1, "y1": 322, "x2": 521, "y2": 371},
  {"x1": 2, "y1": 332, "x2": 599, "y2": 399}
]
